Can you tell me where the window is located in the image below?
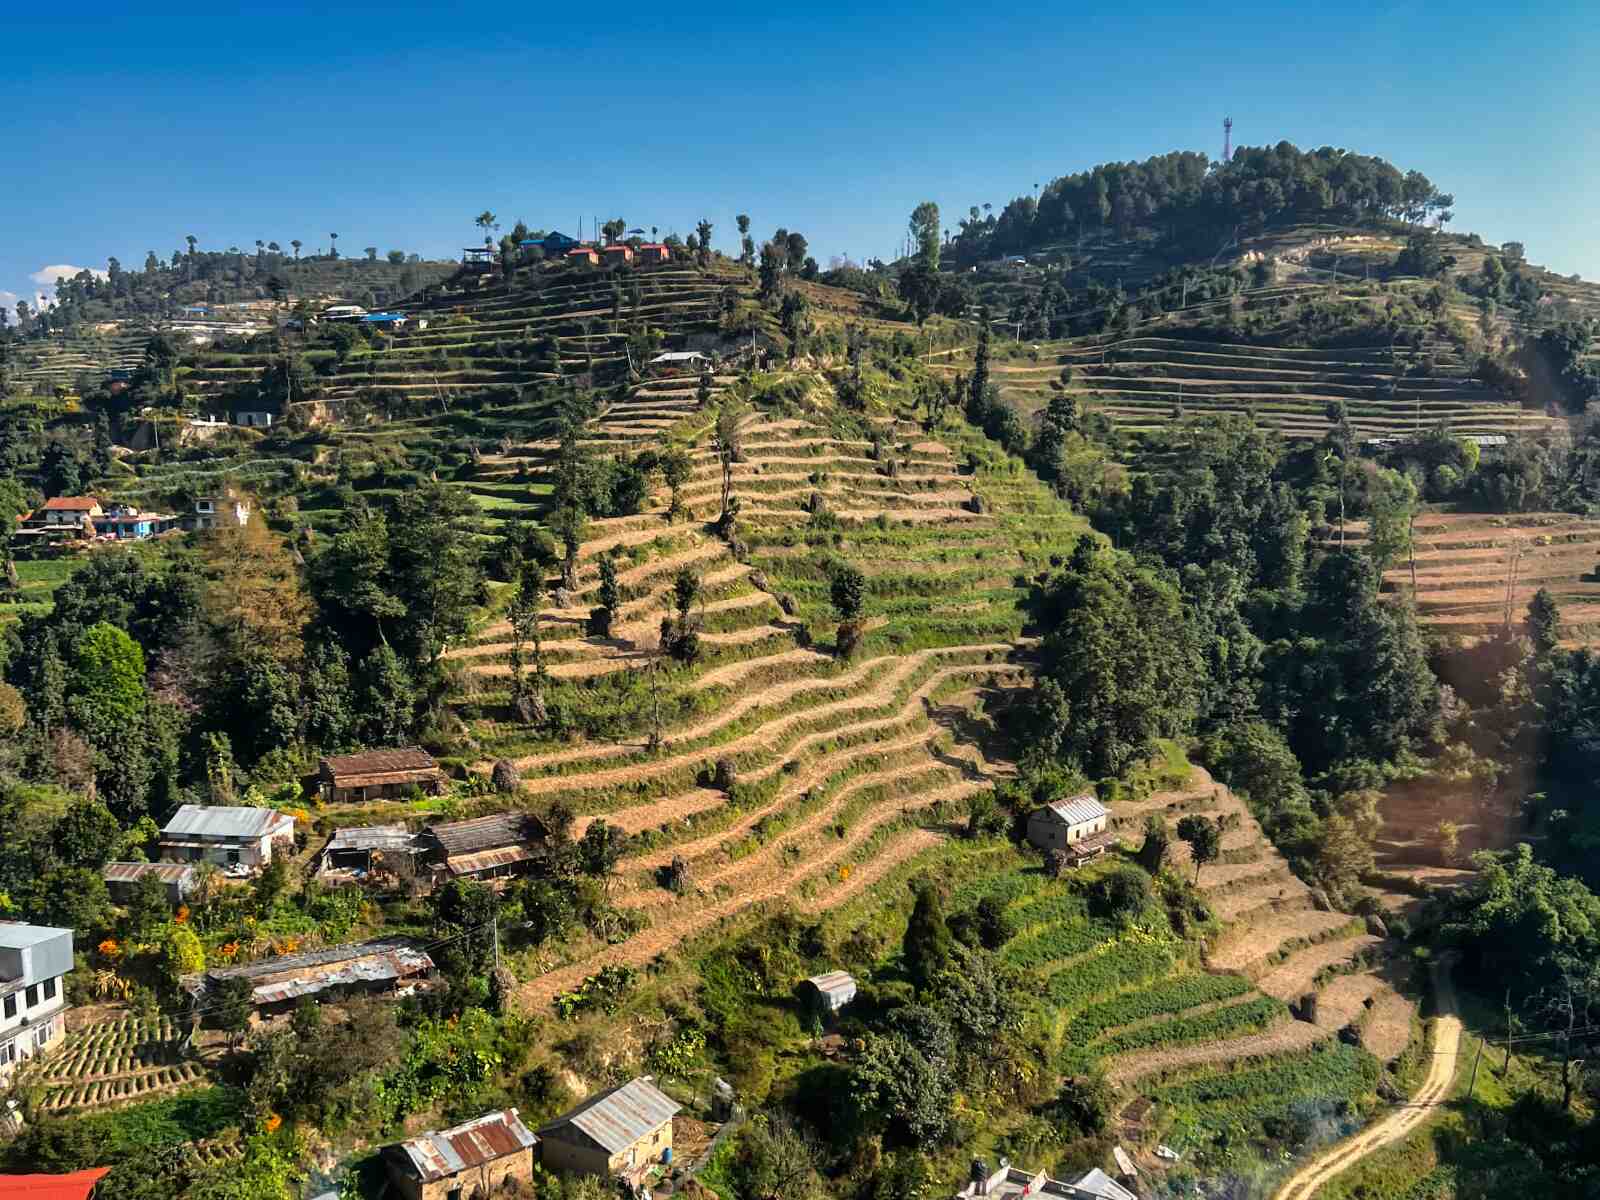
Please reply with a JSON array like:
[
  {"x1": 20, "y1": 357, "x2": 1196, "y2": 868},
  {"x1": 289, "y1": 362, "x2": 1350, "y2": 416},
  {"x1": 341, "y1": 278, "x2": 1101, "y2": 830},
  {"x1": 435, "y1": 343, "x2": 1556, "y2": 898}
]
[
  {"x1": 24, "y1": 986, "x2": 37, "y2": 1009},
  {"x1": 0, "y1": 1041, "x2": 14, "y2": 1065},
  {"x1": 42, "y1": 978, "x2": 56, "y2": 1001},
  {"x1": 3, "y1": 995, "x2": 15, "y2": 1020}
]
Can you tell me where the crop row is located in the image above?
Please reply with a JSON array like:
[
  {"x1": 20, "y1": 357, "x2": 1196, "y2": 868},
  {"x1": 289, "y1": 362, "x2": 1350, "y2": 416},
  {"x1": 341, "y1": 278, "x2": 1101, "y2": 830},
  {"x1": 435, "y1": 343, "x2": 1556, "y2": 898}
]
[
  {"x1": 1062, "y1": 972, "x2": 1255, "y2": 1045},
  {"x1": 1042, "y1": 940, "x2": 1178, "y2": 1014},
  {"x1": 1095, "y1": 995, "x2": 1286, "y2": 1057}
]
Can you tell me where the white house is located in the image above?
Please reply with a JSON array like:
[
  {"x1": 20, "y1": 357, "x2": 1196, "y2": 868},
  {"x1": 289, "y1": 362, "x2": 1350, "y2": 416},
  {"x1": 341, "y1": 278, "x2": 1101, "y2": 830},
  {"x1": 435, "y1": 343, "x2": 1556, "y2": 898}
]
[
  {"x1": 954, "y1": 1159, "x2": 1136, "y2": 1200},
  {"x1": 183, "y1": 493, "x2": 252, "y2": 532},
  {"x1": 0, "y1": 923, "x2": 74, "y2": 1084},
  {"x1": 233, "y1": 411, "x2": 275, "y2": 429},
  {"x1": 159, "y1": 805, "x2": 296, "y2": 870},
  {"x1": 803, "y1": 970, "x2": 857, "y2": 1015},
  {"x1": 1025, "y1": 794, "x2": 1109, "y2": 853}
]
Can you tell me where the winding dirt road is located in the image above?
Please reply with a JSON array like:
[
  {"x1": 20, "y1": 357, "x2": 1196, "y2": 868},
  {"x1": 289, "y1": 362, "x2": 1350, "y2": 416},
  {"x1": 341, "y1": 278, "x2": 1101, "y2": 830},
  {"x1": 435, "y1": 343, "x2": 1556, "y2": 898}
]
[{"x1": 1273, "y1": 961, "x2": 1462, "y2": 1200}]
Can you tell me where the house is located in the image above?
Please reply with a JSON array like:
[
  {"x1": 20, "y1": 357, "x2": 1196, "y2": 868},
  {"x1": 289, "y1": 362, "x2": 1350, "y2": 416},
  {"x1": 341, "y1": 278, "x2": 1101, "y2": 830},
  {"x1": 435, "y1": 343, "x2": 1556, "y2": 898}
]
[
  {"x1": 419, "y1": 812, "x2": 542, "y2": 886},
  {"x1": 954, "y1": 1159, "x2": 1136, "y2": 1200},
  {"x1": 0, "y1": 924, "x2": 73, "y2": 1085},
  {"x1": 802, "y1": 970, "x2": 857, "y2": 1015},
  {"x1": 1027, "y1": 794, "x2": 1110, "y2": 854},
  {"x1": 537, "y1": 1077, "x2": 680, "y2": 1184},
  {"x1": 0, "y1": 1169, "x2": 111, "y2": 1200},
  {"x1": 567, "y1": 247, "x2": 600, "y2": 266},
  {"x1": 91, "y1": 506, "x2": 177, "y2": 540},
  {"x1": 637, "y1": 243, "x2": 671, "y2": 264},
  {"x1": 233, "y1": 410, "x2": 275, "y2": 428},
  {"x1": 184, "y1": 937, "x2": 434, "y2": 1018},
  {"x1": 183, "y1": 491, "x2": 251, "y2": 532},
  {"x1": 320, "y1": 304, "x2": 367, "y2": 322},
  {"x1": 315, "y1": 825, "x2": 421, "y2": 880},
  {"x1": 601, "y1": 244, "x2": 635, "y2": 266},
  {"x1": 158, "y1": 805, "x2": 296, "y2": 870},
  {"x1": 542, "y1": 231, "x2": 581, "y2": 255},
  {"x1": 649, "y1": 350, "x2": 710, "y2": 372},
  {"x1": 319, "y1": 747, "x2": 445, "y2": 804},
  {"x1": 360, "y1": 312, "x2": 408, "y2": 330},
  {"x1": 102, "y1": 861, "x2": 197, "y2": 906},
  {"x1": 384, "y1": 1109, "x2": 538, "y2": 1200},
  {"x1": 20, "y1": 497, "x2": 102, "y2": 531},
  {"x1": 463, "y1": 247, "x2": 496, "y2": 271}
]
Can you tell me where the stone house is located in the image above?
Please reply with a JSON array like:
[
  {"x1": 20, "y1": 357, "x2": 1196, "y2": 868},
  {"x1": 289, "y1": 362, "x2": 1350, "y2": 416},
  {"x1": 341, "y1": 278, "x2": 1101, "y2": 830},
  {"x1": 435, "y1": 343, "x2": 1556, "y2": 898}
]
[
  {"x1": 537, "y1": 1077, "x2": 681, "y2": 1184},
  {"x1": 384, "y1": 1108, "x2": 538, "y2": 1200}
]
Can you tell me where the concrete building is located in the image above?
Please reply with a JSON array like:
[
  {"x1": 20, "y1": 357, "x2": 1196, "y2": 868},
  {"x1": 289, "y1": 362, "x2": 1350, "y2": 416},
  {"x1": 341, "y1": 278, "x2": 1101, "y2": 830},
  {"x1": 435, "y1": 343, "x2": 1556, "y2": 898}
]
[
  {"x1": 318, "y1": 748, "x2": 444, "y2": 804},
  {"x1": 954, "y1": 1159, "x2": 1136, "y2": 1200},
  {"x1": 1026, "y1": 794, "x2": 1111, "y2": 859},
  {"x1": 537, "y1": 1077, "x2": 680, "y2": 1185},
  {"x1": 0, "y1": 924, "x2": 73, "y2": 1085},
  {"x1": 20, "y1": 497, "x2": 102, "y2": 532},
  {"x1": 183, "y1": 492, "x2": 252, "y2": 532},
  {"x1": 158, "y1": 805, "x2": 296, "y2": 870},
  {"x1": 91, "y1": 506, "x2": 177, "y2": 540},
  {"x1": 384, "y1": 1109, "x2": 538, "y2": 1200},
  {"x1": 102, "y1": 861, "x2": 198, "y2": 906},
  {"x1": 233, "y1": 410, "x2": 275, "y2": 428}
]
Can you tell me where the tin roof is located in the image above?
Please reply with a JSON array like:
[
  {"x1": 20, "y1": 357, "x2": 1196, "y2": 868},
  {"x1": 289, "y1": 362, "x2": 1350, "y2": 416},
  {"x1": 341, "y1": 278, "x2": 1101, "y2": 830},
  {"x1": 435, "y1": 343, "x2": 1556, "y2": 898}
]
[
  {"x1": 102, "y1": 862, "x2": 196, "y2": 886},
  {"x1": 446, "y1": 846, "x2": 532, "y2": 876},
  {"x1": 806, "y1": 970, "x2": 856, "y2": 997},
  {"x1": 320, "y1": 747, "x2": 437, "y2": 782},
  {"x1": 161, "y1": 805, "x2": 295, "y2": 841},
  {"x1": 537, "y1": 1077, "x2": 681, "y2": 1155},
  {"x1": 324, "y1": 825, "x2": 418, "y2": 854},
  {"x1": 1037, "y1": 794, "x2": 1108, "y2": 827},
  {"x1": 0, "y1": 1169, "x2": 112, "y2": 1200},
  {"x1": 426, "y1": 812, "x2": 539, "y2": 857},
  {"x1": 188, "y1": 937, "x2": 433, "y2": 1005},
  {"x1": 0, "y1": 923, "x2": 73, "y2": 950},
  {"x1": 391, "y1": 1109, "x2": 537, "y2": 1183}
]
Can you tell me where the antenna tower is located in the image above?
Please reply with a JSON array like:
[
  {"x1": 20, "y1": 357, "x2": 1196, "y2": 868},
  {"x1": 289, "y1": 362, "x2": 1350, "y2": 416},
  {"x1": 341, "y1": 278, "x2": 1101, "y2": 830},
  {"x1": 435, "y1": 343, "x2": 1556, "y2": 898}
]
[{"x1": 1223, "y1": 117, "x2": 1233, "y2": 163}]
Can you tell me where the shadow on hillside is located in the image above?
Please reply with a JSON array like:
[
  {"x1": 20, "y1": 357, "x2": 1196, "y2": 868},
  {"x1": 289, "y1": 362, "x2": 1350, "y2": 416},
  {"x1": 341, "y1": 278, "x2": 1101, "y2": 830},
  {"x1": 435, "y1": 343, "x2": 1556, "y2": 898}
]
[{"x1": 925, "y1": 681, "x2": 1032, "y2": 773}]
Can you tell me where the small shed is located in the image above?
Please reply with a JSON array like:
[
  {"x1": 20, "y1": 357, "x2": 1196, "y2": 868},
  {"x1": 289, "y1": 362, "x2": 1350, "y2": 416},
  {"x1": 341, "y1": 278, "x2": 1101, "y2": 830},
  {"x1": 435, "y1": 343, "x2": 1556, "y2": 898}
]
[
  {"x1": 102, "y1": 861, "x2": 197, "y2": 906},
  {"x1": 315, "y1": 825, "x2": 420, "y2": 878},
  {"x1": 463, "y1": 247, "x2": 496, "y2": 271},
  {"x1": 384, "y1": 1108, "x2": 538, "y2": 1200},
  {"x1": 802, "y1": 970, "x2": 857, "y2": 1015},
  {"x1": 184, "y1": 937, "x2": 434, "y2": 1017},
  {"x1": 601, "y1": 244, "x2": 635, "y2": 266},
  {"x1": 637, "y1": 243, "x2": 671, "y2": 264},
  {"x1": 537, "y1": 1077, "x2": 681, "y2": 1183},
  {"x1": 1026, "y1": 794, "x2": 1109, "y2": 853},
  {"x1": 319, "y1": 748, "x2": 444, "y2": 804},
  {"x1": 419, "y1": 812, "x2": 543, "y2": 886},
  {"x1": 567, "y1": 247, "x2": 600, "y2": 266}
]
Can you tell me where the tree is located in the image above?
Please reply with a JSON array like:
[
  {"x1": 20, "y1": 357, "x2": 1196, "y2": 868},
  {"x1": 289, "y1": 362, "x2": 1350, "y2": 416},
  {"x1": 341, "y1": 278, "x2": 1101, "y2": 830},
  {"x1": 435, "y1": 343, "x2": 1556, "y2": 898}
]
[
  {"x1": 1176, "y1": 815, "x2": 1221, "y2": 883},
  {"x1": 1137, "y1": 815, "x2": 1169, "y2": 874},
  {"x1": 695, "y1": 218, "x2": 713, "y2": 266},
  {"x1": 602, "y1": 218, "x2": 626, "y2": 243},
  {"x1": 551, "y1": 505, "x2": 587, "y2": 592},
  {"x1": 200, "y1": 515, "x2": 310, "y2": 667},
  {"x1": 507, "y1": 562, "x2": 547, "y2": 725},
  {"x1": 576, "y1": 819, "x2": 626, "y2": 887},
  {"x1": 785, "y1": 232, "x2": 808, "y2": 272},
  {"x1": 328, "y1": 232, "x2": 339, "y2": 258},
  {"x1": 1528, "y1": 588, "x2": 1562, "y2": 659},
  {"x1": 1367, "y1": 467, "x2": 1419, "y2": 580},
  {"x1": 758, "y1": 241, "x2": 786, "y2": 301},
  {"x1": 290, "y1": 239, "x2": 301, "y2": 259},
  {"x1": 430, "y1": 877, "x2": 499, "y2": 979},
  {"x1": 1091, "y1": 865, "x2": 1153, "y2": 922},
  {"x1": 830, "y1": 563, "x2": 866, "y2": 620},
  {"x1": 909, "y1": 201, "x2": 941, "y2": 269},
  {"x1": 163, "y1": 926, "x2": 205, "y2": 986},
  {"x1": 660, "y1": 447, "x2": 692, "y2": 522},
  {"x1": 902, "y1": 882, "x2": 954, "y2": 991},
  {"x1": 736, "y1": 213, "x2": 754, "y2": 267},
  {"x1": 215, "y1": 976, "x2": 255, "y2": 1051},
  {"x1": 67, "y1": 623, "x2": 146, "y2": 729}
]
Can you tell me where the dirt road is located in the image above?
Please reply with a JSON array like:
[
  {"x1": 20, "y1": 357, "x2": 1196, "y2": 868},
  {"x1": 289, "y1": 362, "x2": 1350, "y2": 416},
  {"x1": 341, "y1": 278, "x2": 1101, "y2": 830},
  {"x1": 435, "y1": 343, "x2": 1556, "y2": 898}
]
[{"x1": 1273, "y1": 961, "x2": 1462, "y2": 1200}]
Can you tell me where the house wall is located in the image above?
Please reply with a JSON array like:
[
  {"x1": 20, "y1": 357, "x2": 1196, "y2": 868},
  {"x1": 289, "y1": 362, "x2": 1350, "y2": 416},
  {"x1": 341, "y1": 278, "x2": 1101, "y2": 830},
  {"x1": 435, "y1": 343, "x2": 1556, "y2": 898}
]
[
  {"x1": 541, "y1": 1119, "x2": 672, "y2": 1178},
  {"x1": 1025, "y1": 813, "x2": 1106, "y2": 851},
  {"x1": 0, "y1": 1005, "x2": 66, "y2": 1085},
  {"x1": 388, "y1": 1147, "x2": 533, "y2": 1200}
]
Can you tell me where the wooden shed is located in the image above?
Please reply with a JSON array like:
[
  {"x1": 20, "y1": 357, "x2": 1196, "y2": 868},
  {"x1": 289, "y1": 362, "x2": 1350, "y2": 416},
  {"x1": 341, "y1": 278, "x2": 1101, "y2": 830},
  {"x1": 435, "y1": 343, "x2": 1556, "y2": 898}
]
[{"x1": 319, "y1": 748, "x2": 444, "y2": 805}]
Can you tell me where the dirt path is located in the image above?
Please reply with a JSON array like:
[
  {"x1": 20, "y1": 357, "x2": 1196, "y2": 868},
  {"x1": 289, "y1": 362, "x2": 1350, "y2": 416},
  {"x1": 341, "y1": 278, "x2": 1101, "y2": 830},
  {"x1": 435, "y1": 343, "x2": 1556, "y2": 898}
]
[{"x1": 1272, "y1": 961, "x2": 1462, "y2": 1200}]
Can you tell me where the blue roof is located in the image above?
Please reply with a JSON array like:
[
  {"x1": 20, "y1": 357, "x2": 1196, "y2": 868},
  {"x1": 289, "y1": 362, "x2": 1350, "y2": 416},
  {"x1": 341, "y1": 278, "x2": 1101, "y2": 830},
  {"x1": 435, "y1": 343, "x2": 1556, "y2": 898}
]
[{"x1": 361, "y1": 312, "x2": 405, "y2": 322}]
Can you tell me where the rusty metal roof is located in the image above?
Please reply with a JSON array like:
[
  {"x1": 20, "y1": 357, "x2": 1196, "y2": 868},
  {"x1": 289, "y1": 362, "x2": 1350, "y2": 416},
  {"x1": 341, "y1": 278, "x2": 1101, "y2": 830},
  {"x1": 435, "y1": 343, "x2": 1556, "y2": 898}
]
[
  {"x1": 446, "y1": 846, "x2": 532, "y2": 876},
  {"x1": 537, "y1": 1077, "x2": 681, "y2": 1154},
  {"x1": 186, "y1": 937, "x2": 433, "y2": 1004},
  {"x1": 324, "y1": 825, "x2": 418, "y2": 854},
  {"x1": 102, "y1": 862, "x2": 196, "y2": 886},
  {"x1": 425, "y1": 812, "x2": 539, "y2": 857},
  {"x1": 320, "y1": 747, "x2": 436, "y2": 782},
  {"x1": 391, "y1": 1109, "x2": 537, "y2": 1183}
]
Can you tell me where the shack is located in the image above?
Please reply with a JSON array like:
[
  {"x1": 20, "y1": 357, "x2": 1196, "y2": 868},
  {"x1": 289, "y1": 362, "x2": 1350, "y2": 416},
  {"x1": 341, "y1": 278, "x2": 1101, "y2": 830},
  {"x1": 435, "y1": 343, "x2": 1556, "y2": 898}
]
[
  {"x1": 419, "y1": 812, "x2": 542, "y2": 887},
  {"x1": 537, "y1": 1077, "x2": 680, "y2": 1184},
  {"x1": 318, "y1": 748, "x2": 444, "y2": 804},
  {"x1": 102, "y1": 862, "x2": 197, "y2": 906},
  {"x1": 801, "y1": 970, "x2": 857, "y2": 1016},
  {"x1": 384, "y1": 1109, "x2": 538, "y2": 1200},
  {"x1": 315, "y1": 825, "x2": 421, "y2": 881},
  {"x1": 183, "y1": 937, "x2": 434, "y2": 1018},
  {"x1": 601, "y1": 244, "x2": 635, "y2": 266}
]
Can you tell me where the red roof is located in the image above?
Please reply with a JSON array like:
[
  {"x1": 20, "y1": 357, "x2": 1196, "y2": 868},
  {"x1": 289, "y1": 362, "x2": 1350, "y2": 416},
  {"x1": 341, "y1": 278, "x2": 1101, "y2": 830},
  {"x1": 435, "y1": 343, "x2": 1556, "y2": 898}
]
[
  {"x1": 0, "y1": 1169, "x2": 111, "y2": 1199},
  {"x1": 41, "y1": 497, "x2": 100, "y2": 511},
  {"x1": 566, "y1": 247, "x2": 596, "y2": 257}
]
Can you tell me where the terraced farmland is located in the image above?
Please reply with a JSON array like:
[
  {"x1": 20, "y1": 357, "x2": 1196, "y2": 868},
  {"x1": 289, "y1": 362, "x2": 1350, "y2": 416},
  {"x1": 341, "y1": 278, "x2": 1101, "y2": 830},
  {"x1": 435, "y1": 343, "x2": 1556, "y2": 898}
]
[
  {"x1": 22, "y1": 1012, "x2": 207, "y2": 1113},
  {"x1": 7, "y1": 330, "x2": 145, "y2": 393},
  {"x1": 1340, "y1": 510, "x2": 1600, "y2": 646}
]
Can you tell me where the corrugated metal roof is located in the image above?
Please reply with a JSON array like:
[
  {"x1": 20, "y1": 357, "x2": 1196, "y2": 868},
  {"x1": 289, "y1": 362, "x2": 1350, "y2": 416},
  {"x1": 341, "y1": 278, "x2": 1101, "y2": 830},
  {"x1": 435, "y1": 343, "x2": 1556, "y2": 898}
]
[
  {"x1": 161, "y1": 805, "x2": 295, "y2": 841},
  {"x1": 538, "y1": 1077, "x2": 681, "y2": 1155},
  {"x1": 1038, "y1": 794, "x2": 1108, "y2": 827},
  {"x1": 393, "y1": 1109, "x2": 537, "y2": 1183},
  {"x1": 426, "y1": 812, "x2": 539, "y2": 857},
  {"x1": 320, "y1": 747, "x2": 436, "y2": 780},
  {"x1": 188, "y1": 938, "x2": 433, "y2": 1003},
  {"x1": 446, "y1": 846, "x2": 531, "y2": 875},
  {"x1": 806, "y1": 970, "x2": 856, "y2": 997},
  {"x1": 102, "y1": 862, "x2": 196, "y2": 886},
  {"x1": 324, "y1": 825, "x2": 417, "y2": 853},
  {"x1": 1065, "y1": 1167, "x2": 1137, "y2": 1200}
]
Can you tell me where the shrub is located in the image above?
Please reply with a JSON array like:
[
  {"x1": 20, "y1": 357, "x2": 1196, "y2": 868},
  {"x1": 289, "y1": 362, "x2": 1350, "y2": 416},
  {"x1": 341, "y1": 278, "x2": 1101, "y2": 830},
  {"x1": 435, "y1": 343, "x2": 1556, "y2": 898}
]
[
  {"x1": 491, "y1": 759, "x2": 521, "y2": 794},
  {"x1": 836, "y1": 619, "x2": 864, "y2": 660},
  {"x1": 1090, "y1": 866, "x2": 1155, "y2": 922}
]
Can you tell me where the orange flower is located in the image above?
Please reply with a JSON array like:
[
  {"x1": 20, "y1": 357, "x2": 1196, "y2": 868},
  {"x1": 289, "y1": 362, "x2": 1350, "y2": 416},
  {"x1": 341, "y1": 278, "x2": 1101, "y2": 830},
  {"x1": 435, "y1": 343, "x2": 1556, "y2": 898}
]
[
  {"x1": 263, "y1": 1113, "x2": 283, "y2": 1133},
  {"x1": 838, "y1": 865, "x2": 851, "y2": 882},
  {"x1": 174, "y1": 906, "x2": 190, "y2": 924},
  {"x1": 218, "y1": 941, "x2": 240, "y2": 960},
  {"x1": 97, "y1": 938, "x2": 122, "y2": 961}
]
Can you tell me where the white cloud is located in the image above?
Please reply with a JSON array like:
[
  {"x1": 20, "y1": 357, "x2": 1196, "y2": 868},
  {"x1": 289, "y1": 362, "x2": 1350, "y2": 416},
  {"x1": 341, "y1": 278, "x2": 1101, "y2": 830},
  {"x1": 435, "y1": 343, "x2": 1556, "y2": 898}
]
[
  {"x1": 0, "y1": 291, "x2": 17, "y2": 318},
  {"x1": 31, "y1": 263, "x2": 108, "y2": 287}
]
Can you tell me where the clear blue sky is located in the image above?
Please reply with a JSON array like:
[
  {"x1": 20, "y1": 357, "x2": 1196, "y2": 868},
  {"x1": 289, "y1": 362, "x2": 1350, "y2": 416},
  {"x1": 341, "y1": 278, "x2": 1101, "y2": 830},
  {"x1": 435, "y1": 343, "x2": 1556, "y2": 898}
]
[{"x1": 4, "y1": 0, "x2": 1597, "y2": 316}]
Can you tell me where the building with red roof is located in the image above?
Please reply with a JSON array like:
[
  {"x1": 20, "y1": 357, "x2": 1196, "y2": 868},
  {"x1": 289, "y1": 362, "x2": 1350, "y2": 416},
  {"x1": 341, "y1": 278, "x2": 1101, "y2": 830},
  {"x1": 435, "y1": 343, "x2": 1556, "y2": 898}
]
[
  {"x1": 0, "y1": 1167, "x2": 111, "y2": 1199},
  {"x1": 600, "y1": 244, "x2": 634, "y2": 266},
  {"x1": 637, "y1": 243, "x2": 671, "y2": 264},
  {"x1": 566, "y1": 247, "x2": 599, "y2": 266}
]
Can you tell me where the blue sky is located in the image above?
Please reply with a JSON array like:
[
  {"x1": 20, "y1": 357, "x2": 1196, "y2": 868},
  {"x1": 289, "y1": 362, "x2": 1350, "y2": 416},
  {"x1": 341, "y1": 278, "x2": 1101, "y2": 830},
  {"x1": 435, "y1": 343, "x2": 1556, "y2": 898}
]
[{"x1": 3, "y1": 0, "x2": 1597, "y2": 317}]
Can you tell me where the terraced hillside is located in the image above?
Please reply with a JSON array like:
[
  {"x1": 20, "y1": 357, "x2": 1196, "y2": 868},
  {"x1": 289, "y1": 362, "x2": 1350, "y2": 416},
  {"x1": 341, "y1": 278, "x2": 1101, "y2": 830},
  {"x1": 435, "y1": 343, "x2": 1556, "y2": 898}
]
[
  {"x1": 1338, "y1": 510, "x2": 1600, "y2": 646},
  {"x1": 20, "y1": 1011, "x2": 207, "y2": 1113},
  {"x1": 8, "y1": 329, "x2": 146, "y2": 393}
]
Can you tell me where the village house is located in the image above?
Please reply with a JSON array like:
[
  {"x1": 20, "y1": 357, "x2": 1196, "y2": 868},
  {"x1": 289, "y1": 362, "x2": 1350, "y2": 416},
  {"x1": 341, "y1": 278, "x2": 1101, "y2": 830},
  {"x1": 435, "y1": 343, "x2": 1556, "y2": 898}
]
[
  {"x1": 537, "y1": 1077, "x2": 681, "y2": 1185},
  {"x1": 19, "y1": 497, "x2": 102, "y2": 533},
  {"x1": 1025, "y1": 794, "x2": 1117, "y2": 866},
  {"x1": 601, "y1": 243, "x2": 635, "y2": 266},
  {"x1": 0, "y1": 1168, "x2": 111, "y2": 1199},
  {"x1": 567, "y1": 246, "x2": 600, "y2": 266},
  {"x1": 462, "y1": 246, "x2": 496, "y2": 271},
  {"x1": 319, "y1": 747, "x2": 445, "y2": 804},
  {"x1": 636, "y1": 242, "x2": 671, "y2": 264},
  {"x1": 184, "y1": 937, "x2": 434, "y2": 1019},
  {"x1": 0, "y1": 924, "x2": 73, "y2": 1085},
  {"x1": 419, "y1": 812, "x2": 543, "y2": 887},
  {"x1": 182, "y1": 491, "x2": 251, "y2": 532},
  {"x1": 383, "y1": 1109, "x2": 538, "y2": 1200},
  {"x1": 91, "y1": 505, "x2": 177, "y2": 540},
  {"x1": 102, "y1": 861, "x2": 198, "y2": 906},
  {"x1": 954, "y1": 1158, "x2": 1137, "y2": 1200},
  {"x1": 233, "y1": 410, "x2": 274, "y2": 428},
  {"x1": 314, "y1": 824, "x2": 422, "y2": 882},
  {"x1": 158, "y1": 805, "x2": 296, "y2": 870},
  {"x1": 802, "y1": 970, "x2": 857, "y2": 1016}
]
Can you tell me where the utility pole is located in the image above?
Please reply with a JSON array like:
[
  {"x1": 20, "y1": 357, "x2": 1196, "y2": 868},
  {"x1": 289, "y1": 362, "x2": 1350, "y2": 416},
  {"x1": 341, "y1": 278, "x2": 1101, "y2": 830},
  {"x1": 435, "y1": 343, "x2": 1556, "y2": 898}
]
[
  {"x1": 492, "y1": 913, "x2": 501, "y2": 973},
  {"x1": 1467, "y1": 1036, "x2": 1485, "y2": 1098},
  {"x1": 1504, "y1": 988, "x2": 1514, "y2": 1073}
]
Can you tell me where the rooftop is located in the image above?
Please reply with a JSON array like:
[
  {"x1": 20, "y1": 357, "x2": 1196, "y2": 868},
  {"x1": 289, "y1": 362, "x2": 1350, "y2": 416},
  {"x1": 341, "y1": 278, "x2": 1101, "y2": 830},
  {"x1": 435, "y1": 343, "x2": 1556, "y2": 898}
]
[
  {"x1": 538, "y1": 1077, "x2": 681, "y2": 1154},
  {"x1": 806, "y1": 970, "x2": 856, "y2": 996},
  {"x1": 323, "y1": 825, "x2": 418, "y2": 853},
  {"x1": 39, "y1": 497, "x2": 100, "y2": 511},
  {"x1": 426, "y1": 812, "x2": 540, "y2": 857},
  {"x1": 391, "y1": 1109, "x2": 537, "y2": 1183},
  {"x1": 102, "y1": 862, "x2": 196, "y2": 885},
  {"x1": 0, "y1": 923, "x2": 72, "y2": 950},
  {"x1": 321, "y1": 747, "x2": 437, "y2": 781},
  {"x1": 188, "y1": 937, "x2": 433, "y2": 1005},
  {"x1": 1037, "y1": 794, "x2": 1109, "y2": 826},
  {"x1": 0, "y1": 1169, "x2": 112, "y2": 1200},
  {"x1": 161, "y1": 805, "x2": 295, "y2": 841}
]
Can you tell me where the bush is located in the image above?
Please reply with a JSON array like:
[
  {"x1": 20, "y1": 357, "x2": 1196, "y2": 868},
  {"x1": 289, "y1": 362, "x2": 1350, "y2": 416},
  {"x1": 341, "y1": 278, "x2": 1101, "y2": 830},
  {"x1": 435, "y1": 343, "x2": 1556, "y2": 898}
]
[
  {"x1": 1089, "y1": 866, "x2": 1154, "y2": 922},
  {"x1": 836, "y1": 619, "x2": 864, "y2": 660}
]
